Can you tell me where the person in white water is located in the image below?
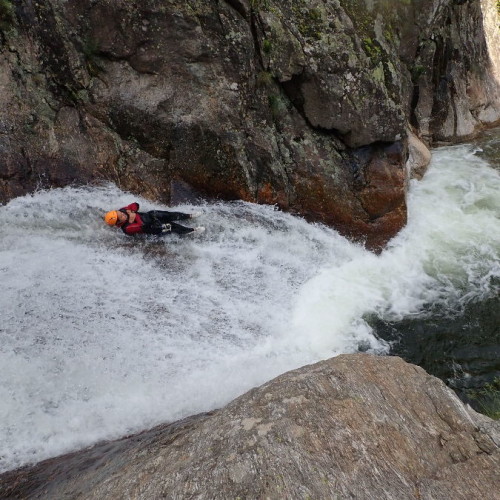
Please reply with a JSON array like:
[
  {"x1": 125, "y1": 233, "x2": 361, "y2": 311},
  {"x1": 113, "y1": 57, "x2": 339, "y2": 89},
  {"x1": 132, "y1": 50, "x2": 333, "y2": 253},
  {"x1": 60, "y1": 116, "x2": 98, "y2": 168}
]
[{"x1": 104, "y1": 202, "x2": 205, "y2": 236}]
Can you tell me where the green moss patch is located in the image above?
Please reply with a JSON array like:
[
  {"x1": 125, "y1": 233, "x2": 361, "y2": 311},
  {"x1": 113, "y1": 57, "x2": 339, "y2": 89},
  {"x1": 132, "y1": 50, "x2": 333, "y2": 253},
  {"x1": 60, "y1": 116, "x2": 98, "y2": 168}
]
[
  {"x1": 466, "y1": 378, "x2": 500, "y2": 420},
  {"x1": 0, "y1": 0, "x2": 15, "y2": 31}
]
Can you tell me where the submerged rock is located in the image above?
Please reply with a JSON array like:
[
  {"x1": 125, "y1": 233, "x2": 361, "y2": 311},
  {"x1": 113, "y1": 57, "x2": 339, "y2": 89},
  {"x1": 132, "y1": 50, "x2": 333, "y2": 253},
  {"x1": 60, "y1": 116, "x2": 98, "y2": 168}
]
[{"x1": 1, "y1": 354, "x2": 498, "y2": 499}]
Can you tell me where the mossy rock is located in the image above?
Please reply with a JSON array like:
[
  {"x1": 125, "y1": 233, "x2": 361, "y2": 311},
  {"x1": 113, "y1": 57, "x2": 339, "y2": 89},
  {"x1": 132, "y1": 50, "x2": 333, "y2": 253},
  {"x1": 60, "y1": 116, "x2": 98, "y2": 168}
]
[{"x1": 0, "y1": 0, "x2": 15, "y2": 31}]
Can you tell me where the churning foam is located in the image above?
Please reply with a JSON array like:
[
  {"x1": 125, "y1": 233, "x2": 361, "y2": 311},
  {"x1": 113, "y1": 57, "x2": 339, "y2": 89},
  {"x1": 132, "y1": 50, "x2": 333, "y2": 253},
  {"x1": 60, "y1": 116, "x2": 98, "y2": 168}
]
[
  {"x1": 0, "y1": 143, "x2": 498, "y2": 472},
  {"x1": 291, "y1": 145, "x2": 499, "y2": 350}
]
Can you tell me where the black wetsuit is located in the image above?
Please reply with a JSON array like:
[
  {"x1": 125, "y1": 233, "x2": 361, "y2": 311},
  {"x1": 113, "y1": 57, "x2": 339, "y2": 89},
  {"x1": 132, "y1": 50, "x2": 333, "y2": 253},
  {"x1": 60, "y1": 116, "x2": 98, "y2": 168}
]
[
  {"x1": 139, "y1": 211, "x2": 194, "y2": 235},
  {"x1": 118, "y1": 203, "x2": 194, "y2": 235}
]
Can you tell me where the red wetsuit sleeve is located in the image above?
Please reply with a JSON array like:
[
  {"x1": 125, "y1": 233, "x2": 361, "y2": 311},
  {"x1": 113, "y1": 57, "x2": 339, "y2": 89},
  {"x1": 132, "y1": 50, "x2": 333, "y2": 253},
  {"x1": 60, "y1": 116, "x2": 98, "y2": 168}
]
[
  {"x1": 121, "y1": 202, "x2": 140, "y2": 212},
  {"x1": 121, "y1": 212, "x2": 144, "y2": 235},
  {"x1": 122, "y1": 221, "x2": 144, "y2": 235},
  {"x1": 121, "y1": 211, "x2": 144, "y2": 234}
]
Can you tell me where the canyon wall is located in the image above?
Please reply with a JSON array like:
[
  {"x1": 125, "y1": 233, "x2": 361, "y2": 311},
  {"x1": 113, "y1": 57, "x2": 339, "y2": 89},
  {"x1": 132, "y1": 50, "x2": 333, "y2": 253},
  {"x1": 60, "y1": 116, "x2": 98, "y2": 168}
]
[{"x1": 0, "y1": 0, "x2": 499, "y2": 248}]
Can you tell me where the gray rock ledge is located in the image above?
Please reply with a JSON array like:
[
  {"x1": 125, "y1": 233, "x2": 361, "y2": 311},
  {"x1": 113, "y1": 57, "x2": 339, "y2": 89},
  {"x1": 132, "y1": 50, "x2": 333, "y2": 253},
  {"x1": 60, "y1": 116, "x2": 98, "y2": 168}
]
[{"x1": 1, "y1": 354, "x2": 499, "y2": 499}]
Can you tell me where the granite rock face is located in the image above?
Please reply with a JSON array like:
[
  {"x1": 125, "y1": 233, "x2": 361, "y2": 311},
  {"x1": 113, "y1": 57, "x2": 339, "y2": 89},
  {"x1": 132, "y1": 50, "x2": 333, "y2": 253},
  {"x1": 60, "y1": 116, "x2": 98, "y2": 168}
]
[
  {"x1": 0, "y1": 0, "x2": 499, "y2": 249},
  {"x1": 1, "y1": 354, "x2": 499, "y2": 499}
]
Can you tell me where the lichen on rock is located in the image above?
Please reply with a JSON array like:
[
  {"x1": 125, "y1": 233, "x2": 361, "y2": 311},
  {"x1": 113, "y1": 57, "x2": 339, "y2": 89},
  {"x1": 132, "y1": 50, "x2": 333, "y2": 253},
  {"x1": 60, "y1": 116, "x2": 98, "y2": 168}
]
[{"x1": 0, "y1": 0, "x2": 498, "y2": 250}]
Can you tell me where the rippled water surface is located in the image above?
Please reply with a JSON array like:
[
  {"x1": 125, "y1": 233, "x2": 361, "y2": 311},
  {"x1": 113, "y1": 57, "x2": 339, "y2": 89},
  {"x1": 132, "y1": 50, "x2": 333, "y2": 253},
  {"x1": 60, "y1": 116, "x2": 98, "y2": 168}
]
[{"x1": 1, "y1": 130, "x2": 499, "y2": 472}]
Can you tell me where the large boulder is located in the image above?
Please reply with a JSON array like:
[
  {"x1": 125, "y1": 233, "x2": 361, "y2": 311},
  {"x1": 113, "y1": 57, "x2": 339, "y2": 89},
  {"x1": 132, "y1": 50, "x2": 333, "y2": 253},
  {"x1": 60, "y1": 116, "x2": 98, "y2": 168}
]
[
  {"x1": 0, "y1": 0, "x2": 498, "y2": 249},
  {"x1": 1, "y1": 354, "x2": 499, "y2": 499}
]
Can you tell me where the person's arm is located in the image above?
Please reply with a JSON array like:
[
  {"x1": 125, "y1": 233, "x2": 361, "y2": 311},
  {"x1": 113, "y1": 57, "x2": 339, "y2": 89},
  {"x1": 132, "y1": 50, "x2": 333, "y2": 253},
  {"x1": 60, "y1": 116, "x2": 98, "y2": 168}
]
[
  {"x1": 123, "y1": 221, "x2": 170, "y2": 235},
  {"x1": 119, "y1": 203, "x2": 139, "y2": 224},
  {"x1": 121, "y1": 221, "x2": 144, "y2": 235},
  {"x1": 121, "y1": 202, "x2": 140, "y2": 212}
]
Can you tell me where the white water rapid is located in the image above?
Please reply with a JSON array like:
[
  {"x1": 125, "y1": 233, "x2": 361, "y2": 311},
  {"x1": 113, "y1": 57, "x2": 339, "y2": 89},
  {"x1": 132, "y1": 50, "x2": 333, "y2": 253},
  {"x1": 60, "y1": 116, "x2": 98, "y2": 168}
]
[{"x1": 1, "y1": 143, "x2": 499, "y2": 472}]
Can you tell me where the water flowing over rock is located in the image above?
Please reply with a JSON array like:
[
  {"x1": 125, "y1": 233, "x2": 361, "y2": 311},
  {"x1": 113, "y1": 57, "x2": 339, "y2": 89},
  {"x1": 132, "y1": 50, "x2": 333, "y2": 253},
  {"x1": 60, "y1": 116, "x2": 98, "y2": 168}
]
[
  {"x1": 1, "y1": 354, "x2": 499, "y2": 499},
  {"x1": 0, "y1": 0, "x2": 499, "y2": 248}
]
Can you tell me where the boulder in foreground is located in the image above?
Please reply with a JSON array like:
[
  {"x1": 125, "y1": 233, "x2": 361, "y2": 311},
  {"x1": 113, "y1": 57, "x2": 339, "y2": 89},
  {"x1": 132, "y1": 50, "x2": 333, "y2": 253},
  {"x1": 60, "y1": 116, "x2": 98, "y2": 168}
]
[{"x1": 1, "y1": 354, "x2": 499, "y2": 499}]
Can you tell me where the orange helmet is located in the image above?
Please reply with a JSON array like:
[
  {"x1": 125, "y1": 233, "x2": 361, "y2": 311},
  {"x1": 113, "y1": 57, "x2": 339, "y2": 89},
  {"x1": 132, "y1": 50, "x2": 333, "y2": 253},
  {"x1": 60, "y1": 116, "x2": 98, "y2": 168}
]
[{"x1": 104, "y1": 210, "x2": 119, "y2": 226}]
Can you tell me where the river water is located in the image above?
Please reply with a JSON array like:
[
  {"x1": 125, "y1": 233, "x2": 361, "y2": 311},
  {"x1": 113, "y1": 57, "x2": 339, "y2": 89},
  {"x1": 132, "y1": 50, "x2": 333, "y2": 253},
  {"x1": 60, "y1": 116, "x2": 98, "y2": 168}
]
[{"x1": 1, "y1": 129, "x2": 499, "y2": 473}]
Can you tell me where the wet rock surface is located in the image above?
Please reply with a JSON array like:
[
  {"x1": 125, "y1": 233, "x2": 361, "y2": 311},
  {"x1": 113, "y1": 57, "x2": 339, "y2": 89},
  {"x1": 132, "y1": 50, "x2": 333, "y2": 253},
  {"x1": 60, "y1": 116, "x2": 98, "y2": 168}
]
[
  {"x1": 1, "y1": 354, "x2": 499, "y2": 499},
  {"x1": 0, "y1": 0, "x2": 499, "y2": 249}
]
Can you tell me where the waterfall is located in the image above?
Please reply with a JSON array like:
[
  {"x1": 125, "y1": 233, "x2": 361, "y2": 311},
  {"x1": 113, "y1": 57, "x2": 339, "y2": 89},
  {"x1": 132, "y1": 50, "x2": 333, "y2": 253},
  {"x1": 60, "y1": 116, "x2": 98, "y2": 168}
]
[{"x1": 1, "y1": 140, "x2": 499, "y2": 473}]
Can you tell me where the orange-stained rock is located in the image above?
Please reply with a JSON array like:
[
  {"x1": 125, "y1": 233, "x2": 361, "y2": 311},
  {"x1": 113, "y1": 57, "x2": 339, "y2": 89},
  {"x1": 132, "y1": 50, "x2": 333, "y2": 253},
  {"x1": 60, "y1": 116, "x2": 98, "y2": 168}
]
[{"x1": 0, "y1": 0, "x2": 498, "y2": 251}]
